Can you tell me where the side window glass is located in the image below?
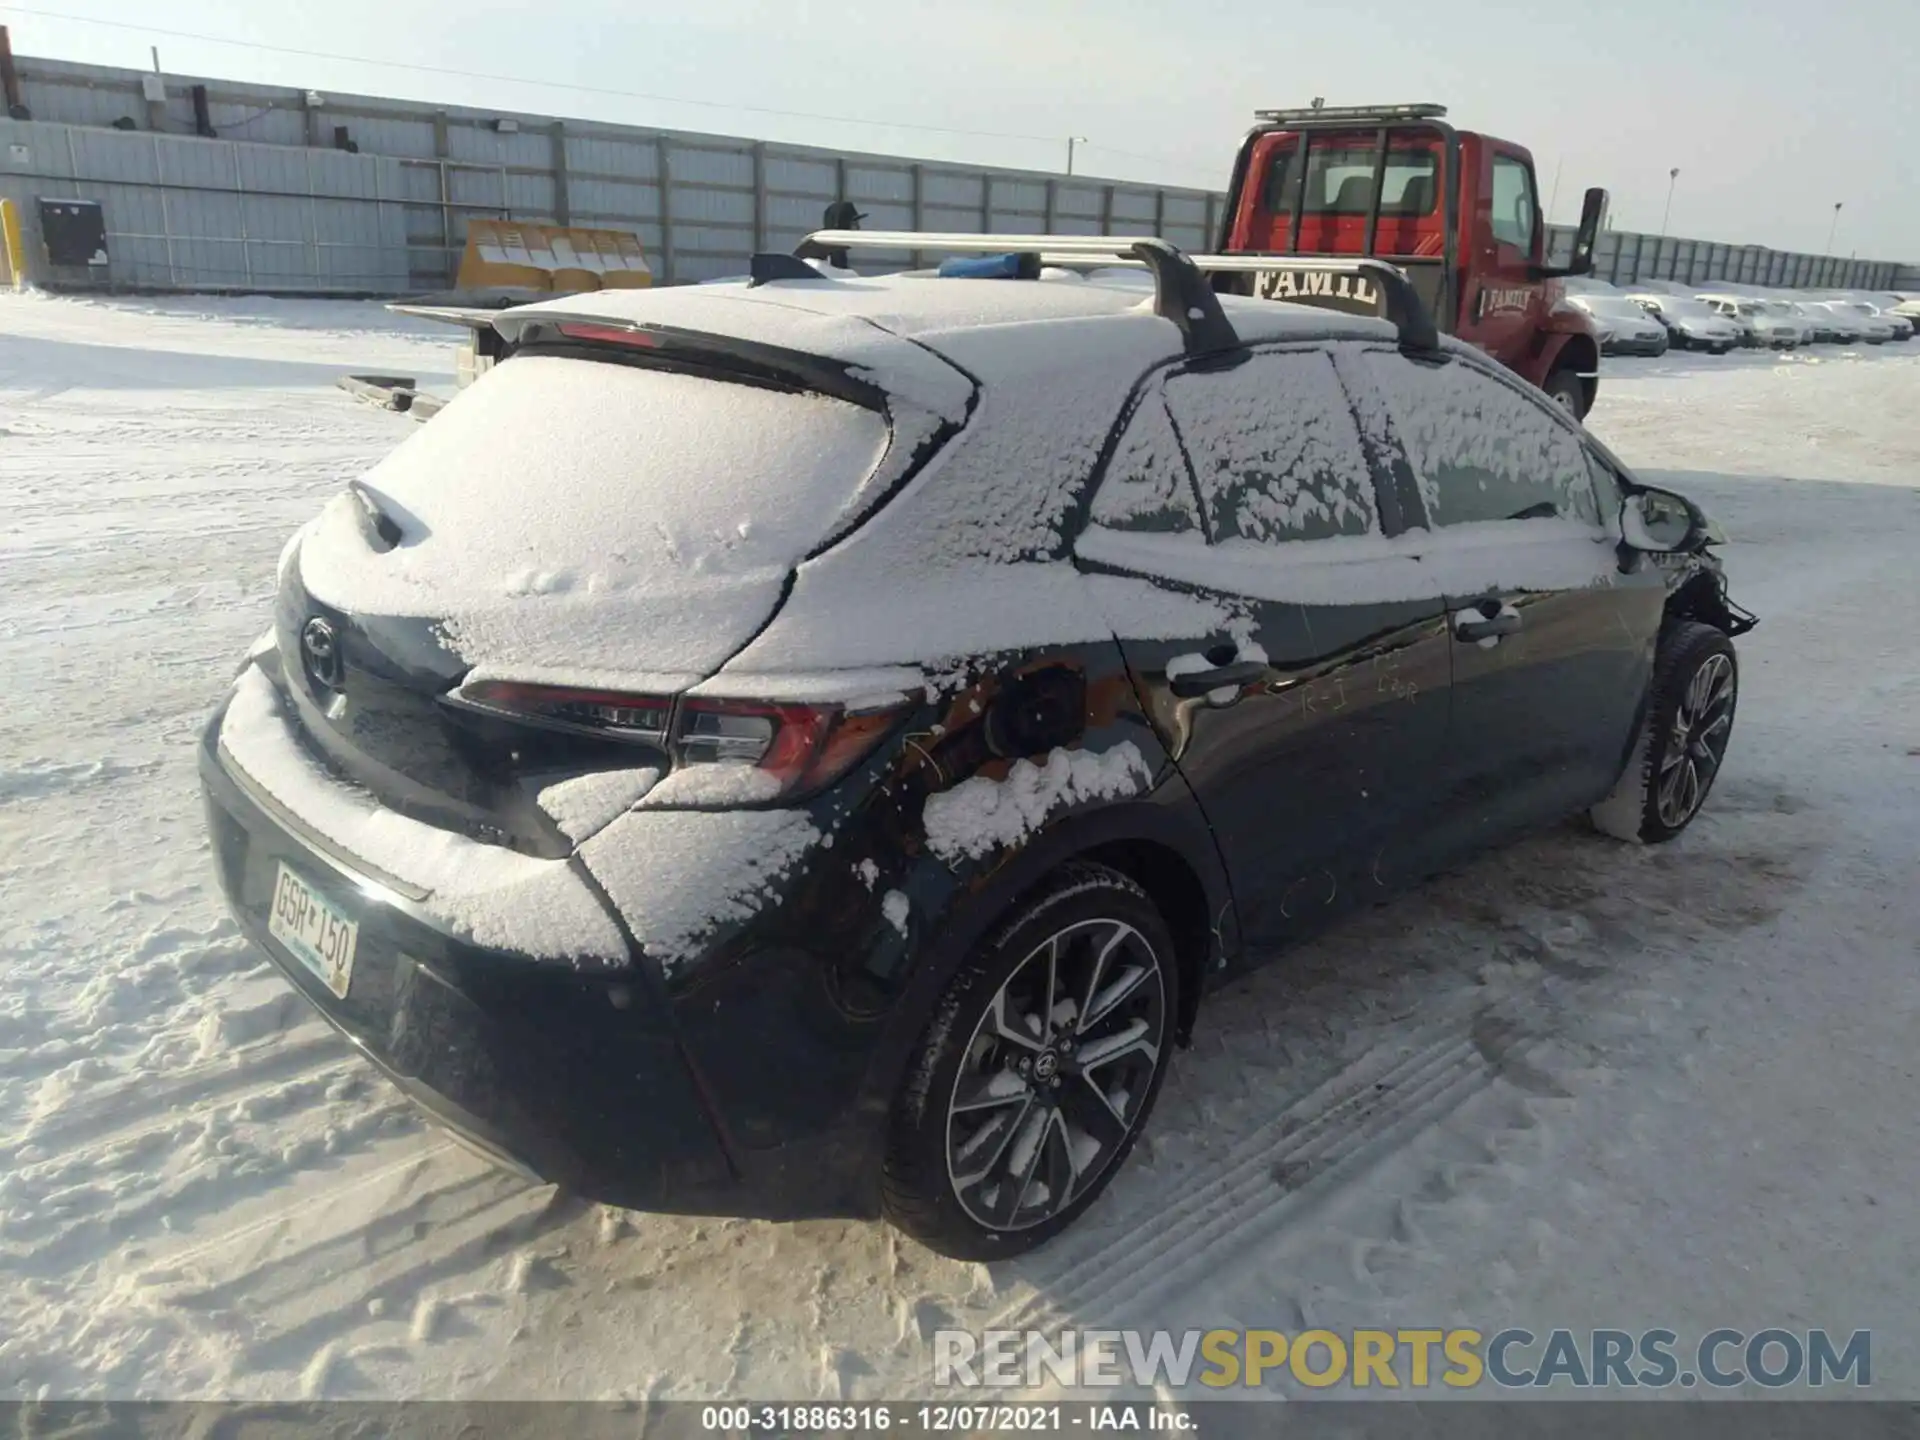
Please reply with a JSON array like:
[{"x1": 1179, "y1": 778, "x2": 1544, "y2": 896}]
[
  {"x1": 1163, "y1": 350, "x2": 1377, "y2": 545},
  {"x1": 1087, "y1": 391, "x2": 1202, "y2": 534},
  {"x1": 1359, "y1": 353, "x2": 1601, "y2": 528},
  {"x1": 1585, "y1": 451, "x2": 1623, "y2": 526},
  {"x1": 1489, "y1": 155, "x2": 1537, "y2": 251}
]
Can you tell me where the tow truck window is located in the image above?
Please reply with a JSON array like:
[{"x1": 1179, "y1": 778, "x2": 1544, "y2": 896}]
[
  {"x1": 1263, "y1": 145, "x2": 1440, "y2": 216},
  {"x1": 1489, "y1": 154, "x2": 1538, "y2": 251}
]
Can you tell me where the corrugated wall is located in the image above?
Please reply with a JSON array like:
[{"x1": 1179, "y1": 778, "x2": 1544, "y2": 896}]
[
  {"x1": 4, "y1": 53, "x2": 1909, "y2": 296},
  {"x1": 1545, "y1": 224, "x2": 1904, "y2": 293},
  {"x1": 0, "y1": 119, "x2": 410, "y2": 292},
  {"x1": 6, "y1": 55, "x2": 1220, "y2": 292}
]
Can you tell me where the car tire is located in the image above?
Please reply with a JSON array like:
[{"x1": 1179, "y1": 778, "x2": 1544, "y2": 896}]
[
  {"x1": 1543, "y1": 368, "x2": 1586, "y2": 417},
  {"x1": 1590, "y1": 621, "x2": 1738, "y2": 845},
  {"x1": 881, "y1": 862, "x2": 1179, "y2": 1261}
]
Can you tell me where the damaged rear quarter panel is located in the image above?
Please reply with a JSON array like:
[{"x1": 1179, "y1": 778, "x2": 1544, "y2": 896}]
[{"x1": 587, "y1": 638, "x2": 1228, "y2": 1194}]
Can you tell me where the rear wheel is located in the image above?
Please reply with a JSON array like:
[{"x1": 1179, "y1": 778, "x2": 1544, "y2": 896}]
[
  {"x1": 1591, "y1": 621, "x2": 1738, "y2": 844},
  {"x1": 882, "y1": 863, "x2": 1177, "y2": 1260}
]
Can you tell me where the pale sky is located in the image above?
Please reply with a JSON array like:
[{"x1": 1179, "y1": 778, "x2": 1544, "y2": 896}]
[{"x1": 3, "y1": 0, "x2": 1914, "y2": 259}]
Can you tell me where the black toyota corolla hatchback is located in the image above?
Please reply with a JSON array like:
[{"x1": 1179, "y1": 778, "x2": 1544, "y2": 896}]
[{"x1": 201, "y1": 242, "x2": 1754, "y2": 1260}]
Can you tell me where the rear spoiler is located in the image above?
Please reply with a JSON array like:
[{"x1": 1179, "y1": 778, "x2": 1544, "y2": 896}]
[
  {"x1": 388, "y1": 301, "x2": 913, "y2": 414},
  {"x1": 794, "y1": 229, "x2": 1440, "y2": 355}
]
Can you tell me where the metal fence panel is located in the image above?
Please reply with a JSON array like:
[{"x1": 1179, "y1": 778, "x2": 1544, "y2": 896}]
[
  {"x1": 0, "y1": 117, "x2": 408, "y2": 292},
  {"x1": 7, "y1": 54, "x2": 1910, "y2": 296}
]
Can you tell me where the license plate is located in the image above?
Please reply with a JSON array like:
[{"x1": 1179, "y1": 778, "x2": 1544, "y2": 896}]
[{"x1": 268, "y1": 861, "x2": 358, "y2": 998}]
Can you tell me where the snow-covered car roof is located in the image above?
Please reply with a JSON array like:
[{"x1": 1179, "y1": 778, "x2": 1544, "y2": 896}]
[
  {"x1": 503, "y1": 270, "x2": 1404, "y2": 387},
  {"x1": 336, "y1": 270, "x2": 1443, "y2": 686}
]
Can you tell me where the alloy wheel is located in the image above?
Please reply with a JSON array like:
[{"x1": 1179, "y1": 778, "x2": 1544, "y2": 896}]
[
  {"x1": 945, "y1": 918, "x2": 1167, "y2": 1231},
  {"x1": 1655, "y1": 651, "x2": 1736, "y2": 829}
]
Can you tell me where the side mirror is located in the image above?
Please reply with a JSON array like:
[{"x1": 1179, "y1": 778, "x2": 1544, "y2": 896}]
[
  {"x1": 1568, "y1": 188, "x2": 1606, "y2": 277},
  {"x1": 1620, "y1": 486, "x2": 1701, "y2": 552},
  {"x1": 1530, "y1": 187, "x2": 1607, "y2": 279}
]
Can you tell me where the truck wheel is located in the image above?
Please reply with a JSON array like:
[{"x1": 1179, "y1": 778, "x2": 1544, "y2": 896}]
[
  {"x1": 881, "y1": 863, "x2": 1177, "y2": 1261},
  {"x1": 1543, "y1": 368, "x2": 1586, "y2": 418}
]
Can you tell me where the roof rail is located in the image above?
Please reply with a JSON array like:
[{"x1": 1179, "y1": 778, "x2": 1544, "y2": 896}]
[
  {"x1": 1251, "y1": 102, "x2": 1448, "y2": 126},
  {"x1": 794, "y1": 229, "x2": 1439, "y2": 353},
  {"x1": 749, "y1": 252, "x2": 828, "y2": 286},
  {"x1": 798, "y1": 229, "x2": 1239, "y2": 353}
]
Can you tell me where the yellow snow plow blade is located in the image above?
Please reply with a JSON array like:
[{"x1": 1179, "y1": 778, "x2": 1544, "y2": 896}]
[{"x1": 455, "y1": 220, "x2": 653, "y2": 293}]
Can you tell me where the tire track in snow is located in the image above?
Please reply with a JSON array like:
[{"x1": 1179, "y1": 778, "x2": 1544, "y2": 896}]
[
  {"x1": 991, "y1": 1007, "x2": 1516, "y2": 1337},
  {"x1": 8, "y1": 1030, "x2": 349, "y2": 1154},
  {"x1": 987, "y1": 812, "x2": 1817, "y2": 1347}
]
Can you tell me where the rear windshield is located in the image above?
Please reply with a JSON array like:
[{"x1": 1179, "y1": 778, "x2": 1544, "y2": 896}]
[
  {"x1": 355, "y1": 355, "x2": 892, "y2": 584},
  {"x1": 1262, "y1": 141, "x2": 1441, "y2": 216}
]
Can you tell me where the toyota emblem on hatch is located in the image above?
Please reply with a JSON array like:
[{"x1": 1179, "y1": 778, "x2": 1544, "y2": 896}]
[{"x1": 301, "y1": 616, "x2": 344, "y2": 690}]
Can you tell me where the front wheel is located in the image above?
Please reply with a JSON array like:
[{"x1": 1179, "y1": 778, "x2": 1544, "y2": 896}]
[
  {"x1": 1543, "y1": 368, "x2": 1587, "y2": 418},
  {"x1": 882, "y1": 863, "x2": 1177, "y2": 1260},
  {"x1": 1591, "y1": 621, "x2": 1739, "y2": 844}
]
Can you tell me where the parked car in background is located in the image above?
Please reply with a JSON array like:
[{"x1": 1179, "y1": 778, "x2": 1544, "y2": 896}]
[
  {"x1": 1695, "y1": 294, "x2": 1767, "y2": 348},
  {"x1": 1754, "y1": 300, "x2": 1810, "y2": 346},
  {"x1": 198, "y1": 242, "x2": 1755, "y2": 1259},
  {"x1": 1567, "y1": 293, "x2": 1670, "y2": 355},
  {"x1": 1697, "y1": 294, "x2": 1798, "y2": 349},
  {"x1": 1807, "y1": 301, "x2": 1865, "y2": 345},
  {"x1": 1627, "y1": 293, "x2": 1740, "y2": 352},
  {"x1": 1841, "y1": 296, "x2": 1912, "y2": 342},
  {"x1": 1766, "y1": 299, "x2": 1827, "y2": 341},
  {"x1": 1785, "y1": 300, "x2": 1833, "y2": 343}
]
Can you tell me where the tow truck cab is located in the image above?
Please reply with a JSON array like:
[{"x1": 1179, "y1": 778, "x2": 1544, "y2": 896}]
[{"x1": 1215, "y1": 103, "x2": 1610, "y2": 418}]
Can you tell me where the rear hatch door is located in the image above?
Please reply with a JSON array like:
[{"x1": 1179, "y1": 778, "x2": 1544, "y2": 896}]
[{"x1": 274, "y1": 332, "x2": 965, "y2": 854}]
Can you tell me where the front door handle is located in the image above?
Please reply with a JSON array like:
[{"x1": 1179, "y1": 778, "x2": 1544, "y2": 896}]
[
  {"x1": 1453, "y1": 611, "x2": 1522, "y2": 644},
  {"x1": 1169, "y1": 660, "x2": 1268, "y2": 698}
]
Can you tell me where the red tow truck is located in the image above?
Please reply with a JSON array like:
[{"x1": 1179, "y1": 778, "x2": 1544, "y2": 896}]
[{"x1": 1212, "y1": 103, "x2": 1610, "y2": 417}]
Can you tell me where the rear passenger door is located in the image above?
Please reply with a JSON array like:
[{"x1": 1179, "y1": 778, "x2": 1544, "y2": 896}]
[
  {"x1": 1074, "y1": 346, "x2": 1453, "y2": 952},
  {"x1": 1354, "y1": 347, "x2": 1665, "y2": 854}
]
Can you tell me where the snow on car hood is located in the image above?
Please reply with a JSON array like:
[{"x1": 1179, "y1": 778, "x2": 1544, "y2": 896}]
[{"x1": 298, "y1": 355, "x2": 901, "y2": 684}]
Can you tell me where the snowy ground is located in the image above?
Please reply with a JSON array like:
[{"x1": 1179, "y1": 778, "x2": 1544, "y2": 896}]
[{"x1": 2, "y1": 294, "x2": 1917, "y2": 1402}]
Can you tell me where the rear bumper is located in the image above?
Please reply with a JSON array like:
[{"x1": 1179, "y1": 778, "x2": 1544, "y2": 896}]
[{"x1": 199, "y1": 705, "x2": 858, "y2": 1217}]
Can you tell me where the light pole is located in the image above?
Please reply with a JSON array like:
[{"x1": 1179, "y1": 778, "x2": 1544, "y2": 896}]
[
  {"x1": 1826, "y1": 202, "x2": 1843, "y2": 253},
  {"x1": 1066, "y1": 136, "x2": 1088, "y2": 176},
  {"x1": 1657, "y1": 167, "x2": 1680, "y2": 238}
]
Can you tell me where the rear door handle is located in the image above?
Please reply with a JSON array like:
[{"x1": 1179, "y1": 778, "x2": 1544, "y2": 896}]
[
  {"x1": 1169, "y1": 660, "x2": 1269, "y2": 698},
  {"x1": 1453, "y1": 611, "x2": 1522, "y2": 644}
]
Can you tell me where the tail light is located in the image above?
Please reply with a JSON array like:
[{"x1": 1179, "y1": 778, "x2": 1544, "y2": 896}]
[
  {"x1": 553, "y1": 322, "x2": 661, "y2": 349},
  {"x1": 445, "y1": 681, "x2": 909, "y2": 804},
  {"x1": 451, "y1": 681, "x2": 672, "y2": 742}
]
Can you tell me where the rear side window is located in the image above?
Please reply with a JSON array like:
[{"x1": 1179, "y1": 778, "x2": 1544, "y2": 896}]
[
  {"x1": 1088, "y1": 391, "x2": 1202, "y2": 534},
  {"x1": 1164, "y1": 350, "x2": 1377, "y2": 545},
  {"x1": 1358, "y1": 353, "x2": 1601, "y2": 528}
]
